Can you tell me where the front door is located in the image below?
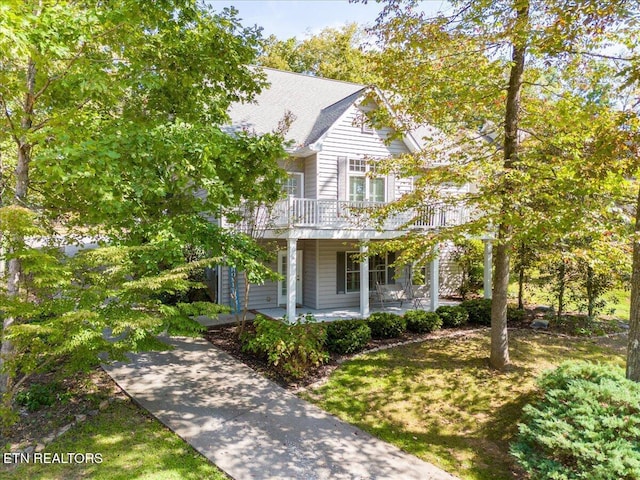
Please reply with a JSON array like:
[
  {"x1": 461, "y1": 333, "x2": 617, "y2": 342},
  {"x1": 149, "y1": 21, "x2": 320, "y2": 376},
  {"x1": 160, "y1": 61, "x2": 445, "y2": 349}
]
[{"x1": 278, "y1": 250, "x2": 303, "y2": 306}]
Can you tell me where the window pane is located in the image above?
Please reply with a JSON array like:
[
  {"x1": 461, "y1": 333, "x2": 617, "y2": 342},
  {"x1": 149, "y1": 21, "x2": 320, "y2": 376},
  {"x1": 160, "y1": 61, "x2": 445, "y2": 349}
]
[
  {"x1": 346, "y1": 273, "x2": 360, "y2": 292},
  {"x1": 369, "y1": 178, "x2": 385, "y2": 202},
  {"x1": 284, "y1": 174, "x2": 301, "y2": 198},
  {"x1": 349, "y1": 158, "x2": 366, "y2": 172},
  {"x1": 349, "y1": 176, "x2": 366, "y2": 201}
]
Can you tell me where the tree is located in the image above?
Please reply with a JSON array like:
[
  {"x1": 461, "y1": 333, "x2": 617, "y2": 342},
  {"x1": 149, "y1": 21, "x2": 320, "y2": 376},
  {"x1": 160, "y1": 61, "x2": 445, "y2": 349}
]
[
  {"x1": 365, "y1": 0, "x2": 635, "y2": 370},
  {"x1": 258, "y1": 24, "x2": 379, "y2": 84},
  {"x1": 0, "y1": 0, "x2": 286, "y2": 410}
]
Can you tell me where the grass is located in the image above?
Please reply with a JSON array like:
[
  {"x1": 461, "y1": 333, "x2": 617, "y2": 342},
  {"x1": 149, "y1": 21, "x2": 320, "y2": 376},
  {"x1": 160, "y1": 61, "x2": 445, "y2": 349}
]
[
  {"x1": 303, "y1": 329, "x2": 627, "y2": 480},
  {"x1": 2, "y1": 399, "x2": 228, "y2": 480},
  {"x1": 507, "y1": 281, "x2": 631, "y2": 320}
]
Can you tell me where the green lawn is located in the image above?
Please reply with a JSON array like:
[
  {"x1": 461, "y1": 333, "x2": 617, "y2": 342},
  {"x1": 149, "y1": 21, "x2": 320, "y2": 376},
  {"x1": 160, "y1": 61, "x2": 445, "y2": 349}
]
[
  {"x1": 2, "y1": 399, "x2": 228, "y2": 480},
  {"x1": 303, "y1": 329, "x2": 627, "y2": 480},
  {"x1": 506, "y1": 281, "x2": 631, "y2": 320}
]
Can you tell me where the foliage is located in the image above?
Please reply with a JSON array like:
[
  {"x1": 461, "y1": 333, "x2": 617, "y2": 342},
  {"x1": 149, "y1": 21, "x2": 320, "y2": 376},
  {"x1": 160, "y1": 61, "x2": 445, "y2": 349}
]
[
  {"x1": 507, "y1": 306, "x2": 526, "y2": 323},
  {"x1": 460, "y1": 299, "x2": 493, "y2": 326},
  {"x1": 403, "y1": 310, "x2": 442, "y2": 333},
  {"x1": 436, "y1": 305, "x2": 469, "y2": 328},
  {"x1": 460, "y1": 299, "x2": 524, "y2": 326},
  {"x1": 363, "y1": 0, "x2": 639, "y2": 370},
  {"x1": 451, "y1": 240, "x2": 484, "y2": 300},
  {"x1": 325, "y1": 319, "x2": 372, "y2": 355},
  {"x1": 511, "y1": 362, "x2": 640, "y2": 479},
  {"x1": 15, "y1": 382, "x2": 70, "y2": 412},
  {"x1": 0, "y1": 0, "x2": 287, "y2": 411},
  {"x1": 367, "y1": 312, "x2": 406, "y2": 339},
  {"x1": 258, "y1": 23, "x2": 379, "y2": 83},
  {"x1": 242, "y1": 315, "x2": 328, "y2": 379}
]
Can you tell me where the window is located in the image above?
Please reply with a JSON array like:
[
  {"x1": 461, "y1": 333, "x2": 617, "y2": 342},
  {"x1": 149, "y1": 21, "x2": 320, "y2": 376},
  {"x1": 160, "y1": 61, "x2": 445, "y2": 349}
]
[
  {"x1": 336, "y1": 252, "x2": 396, "y2": 294},
  {"x1": 283, "y1": 172, "x2": 303, "y2": 198},
  {"x1": 347, "y1": 159, "x2": 385, "y2": 203}
]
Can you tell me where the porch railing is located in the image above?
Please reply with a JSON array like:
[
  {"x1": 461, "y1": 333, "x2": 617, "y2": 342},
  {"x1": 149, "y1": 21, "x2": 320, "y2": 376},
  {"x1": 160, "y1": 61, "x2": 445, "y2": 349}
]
[{"x1": 225, "y1": 198, "x2": 469, "y2": 231}]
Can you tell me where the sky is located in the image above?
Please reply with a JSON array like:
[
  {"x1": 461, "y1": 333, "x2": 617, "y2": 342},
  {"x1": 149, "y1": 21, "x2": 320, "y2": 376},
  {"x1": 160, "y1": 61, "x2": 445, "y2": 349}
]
[{"x1": 206, "y1": 1, "x2": 449, "y2": 39}]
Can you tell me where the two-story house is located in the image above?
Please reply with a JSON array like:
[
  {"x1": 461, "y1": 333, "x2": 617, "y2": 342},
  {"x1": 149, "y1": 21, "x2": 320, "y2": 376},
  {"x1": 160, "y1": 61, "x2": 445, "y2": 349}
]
[{"x1": 218, "y1": 68, "x2": 476, "y2": 321}]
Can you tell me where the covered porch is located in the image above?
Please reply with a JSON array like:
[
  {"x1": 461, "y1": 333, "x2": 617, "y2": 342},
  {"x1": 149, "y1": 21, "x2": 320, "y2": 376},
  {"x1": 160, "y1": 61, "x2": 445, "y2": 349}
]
[
  {"x1": 256, "y1": 298, "x2": 461, "y2": 322},
  {"x1": 279, "y1": 237, "x2": 494, "y2": 323}
]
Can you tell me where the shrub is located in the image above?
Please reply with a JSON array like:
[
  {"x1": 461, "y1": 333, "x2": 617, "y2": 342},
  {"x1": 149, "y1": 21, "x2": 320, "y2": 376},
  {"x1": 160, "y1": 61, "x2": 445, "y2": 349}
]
[
  {"x1": 325, "y1": 319, "x2": 372, "y2": 354},
  {"x1": 436, "y1": 305, "x2": 469, "y2": 328},
  {"x1": 15, "y1": 382, "x2": 69, "y2": 411},
  {"x1": 367, "y1": 312, "x2": 406, "y2": 339},
  {"x1": 241, "y1": 315, "x2": 328, "y2": 379},
  {"x1": 511, "y1": 361, "x2": 640, "y2": 480},
  {"x1": 507, "y1": 305, "x2": 525, "y2": 323},
  {"x1": 460, "y1": 298, "x2": 492, "y2": 325},
  {"x1": 404, "y1": 310, "x2": 442, "y2": 333}
]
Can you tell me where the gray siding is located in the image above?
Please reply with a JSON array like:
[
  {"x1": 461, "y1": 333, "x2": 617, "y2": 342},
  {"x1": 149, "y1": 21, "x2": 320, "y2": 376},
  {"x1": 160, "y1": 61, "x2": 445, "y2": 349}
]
[
  {"x1": 317, "y1": 104, "x2": 411, "y2": 200},
  {"x1": 302, "y1": 239, "x2": 317, "y2": 309},
  {"x1": 304, "y1": 154, "x2": 317, "y2": 199}
]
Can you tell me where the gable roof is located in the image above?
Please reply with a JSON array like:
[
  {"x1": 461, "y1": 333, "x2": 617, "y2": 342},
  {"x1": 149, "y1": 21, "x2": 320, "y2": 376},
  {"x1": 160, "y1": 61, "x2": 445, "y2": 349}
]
[{"x1": 226, "y1": 68, "x2": 367, "y2": 150}]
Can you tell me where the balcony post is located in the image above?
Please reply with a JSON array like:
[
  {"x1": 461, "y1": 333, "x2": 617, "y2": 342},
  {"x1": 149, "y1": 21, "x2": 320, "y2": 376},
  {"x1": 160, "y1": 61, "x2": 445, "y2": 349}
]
[
  {"x1": 360, "y1": 244, "x2": 370, "y2": 318},
  {"x1": 429, "y1": 245, "x2": 439, "y2": 311},
  {"x1": 483, "y1": 239, "x2": 493, "y2": 299},
  {"x1": 286, "y1": 237, "x2": 297, "y2": 323}
]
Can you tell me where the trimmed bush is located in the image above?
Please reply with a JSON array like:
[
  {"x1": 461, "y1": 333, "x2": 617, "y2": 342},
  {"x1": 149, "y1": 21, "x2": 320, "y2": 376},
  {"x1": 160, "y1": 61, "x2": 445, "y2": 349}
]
[
  {"x1": 507, "y1": 305, "x2": 526, "y2": 323},
  {"x1": 436, "y1": 305, "x2": 469, "y2": 328},
  {"x1": 367, "y1": 312, "x2": 406, "y2": 339},
  {"x1": 511, "y1": 361, "x2": 640, "y2": 480},
  {"x1": 326, "y1": 319, "x2": 372, "y2": 354},
  {"x1": 404, "y1": 310, "x2": 442, "y2": 333},
  {"x1": 460, "y1": 298, "x2": 492, "y2": 325},
  {"x1": 242, "y1": 315, "x2": 328, "y2": 379}
]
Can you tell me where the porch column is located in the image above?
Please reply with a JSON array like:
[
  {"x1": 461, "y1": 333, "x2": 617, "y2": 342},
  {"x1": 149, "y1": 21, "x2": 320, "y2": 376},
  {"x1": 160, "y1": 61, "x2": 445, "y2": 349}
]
[
  {"x1": 287, "y1": 237, "x2": 297, "y2": 323},
  {"x1": 360, "y1": 244, "x2": 370, "y2": 318},
  {"x1": 429, "y1": 245, "x2": 439, "y2": 311},
  {"x1": 483, "y1": 239, "x2": 493, "y2": 300}
]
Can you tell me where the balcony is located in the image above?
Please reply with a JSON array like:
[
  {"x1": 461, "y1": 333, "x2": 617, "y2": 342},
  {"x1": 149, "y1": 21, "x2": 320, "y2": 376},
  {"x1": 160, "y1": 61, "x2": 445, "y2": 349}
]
[{"x1": 225, "y1": 198, "x2": 469, "y2": 233}]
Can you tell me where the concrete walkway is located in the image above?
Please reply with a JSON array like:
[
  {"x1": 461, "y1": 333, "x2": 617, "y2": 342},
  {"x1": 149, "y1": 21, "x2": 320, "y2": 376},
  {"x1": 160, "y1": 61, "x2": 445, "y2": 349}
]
[{"x1": 104, "y1": 336, "x2": 458, "y2": 480}]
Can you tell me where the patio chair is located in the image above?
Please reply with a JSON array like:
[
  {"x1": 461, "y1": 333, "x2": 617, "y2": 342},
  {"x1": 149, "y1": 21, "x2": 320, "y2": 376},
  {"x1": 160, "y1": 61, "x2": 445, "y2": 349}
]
[
  {"x1": 411, "y1": 285, "x2": 429, "y2": 309},
  {"x1": 376, "y1": 283, "x2": 407, "y2": 308}
]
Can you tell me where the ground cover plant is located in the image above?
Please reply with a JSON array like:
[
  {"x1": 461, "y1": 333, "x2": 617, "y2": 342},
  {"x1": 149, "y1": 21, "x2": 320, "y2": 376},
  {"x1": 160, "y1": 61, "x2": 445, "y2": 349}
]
[
  {"x1": 2, "y1": 399, "x2": 228, "y2": 480},
  {"x1": 302, "y1": 329, "x2": 627, "y2": 480},
  {"x1": 512, "y1": 362, "x2": 640, "y2": 480}
]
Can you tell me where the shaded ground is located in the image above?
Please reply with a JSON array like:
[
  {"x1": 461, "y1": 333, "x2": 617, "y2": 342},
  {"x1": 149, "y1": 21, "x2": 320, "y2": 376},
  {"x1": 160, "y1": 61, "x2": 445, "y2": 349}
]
[
  {"x1": 301, "y1": 329, "x2": 628, "y2": 480},
  {"x1": 1, "y1": 368, "x2": 120, "y2": 449},
  {"x1": 2, "y1": 398, "x2": 229, "y2": 480}
]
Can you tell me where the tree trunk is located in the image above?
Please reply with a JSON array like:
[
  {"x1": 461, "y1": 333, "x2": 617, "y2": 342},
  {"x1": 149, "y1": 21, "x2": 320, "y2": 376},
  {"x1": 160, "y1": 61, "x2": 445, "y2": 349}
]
[
  {"x1": 489, "y1": 0, "x2": 528, "y2": 371},
  {"x1": 518, "y1": 262, "x2": 525, "y2": 310},
  {"x1": 586, "y1": 264, "x2": 595, "y2": 319},
  {"x1": 627, "y1": 185, "x2": 640, "y2": 381},
  {"x1": 557, "y1": 258, "x2": 566, "y2": 322},
  {"x1": 0, "y1": 58, "x2": 35, "y2": 394},
  {"x1": 490, "y1": 227, "x2": 511, "y2": 369}
]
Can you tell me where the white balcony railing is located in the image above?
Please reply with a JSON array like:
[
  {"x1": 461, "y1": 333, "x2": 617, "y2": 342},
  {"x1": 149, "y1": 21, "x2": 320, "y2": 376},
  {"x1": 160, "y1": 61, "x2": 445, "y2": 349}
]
[{"x1": 224, "y1": 198, "x2": 469, "y2": 232}]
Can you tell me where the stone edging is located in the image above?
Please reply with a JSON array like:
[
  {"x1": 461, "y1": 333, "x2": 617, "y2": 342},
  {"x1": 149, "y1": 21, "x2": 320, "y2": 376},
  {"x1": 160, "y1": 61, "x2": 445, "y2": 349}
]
[{"x1": 5, "y1": 397, "x2": 116, "y2": 468}]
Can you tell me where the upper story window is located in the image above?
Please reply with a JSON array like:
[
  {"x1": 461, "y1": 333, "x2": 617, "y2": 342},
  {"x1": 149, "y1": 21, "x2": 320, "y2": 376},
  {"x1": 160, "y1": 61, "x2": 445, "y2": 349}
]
[
  {"x1": 361, "y1": 120, "x2": 374, "y2": 135},
  {"x1": 348, "y1": 158, "x2": 385, "y2": 203},
  {"x1": 283, "y1": 172, "x2": 304, "y2": 198}
]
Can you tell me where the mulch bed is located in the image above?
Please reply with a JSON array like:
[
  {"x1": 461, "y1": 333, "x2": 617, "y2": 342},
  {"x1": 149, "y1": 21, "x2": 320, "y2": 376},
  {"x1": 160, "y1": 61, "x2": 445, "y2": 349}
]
[
  {"x1": 203, "y1": 322, "x2": 487, "y2": 391},
  {"x1": 1, "y1": 367, "x2": 125, "y2": 450}
]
